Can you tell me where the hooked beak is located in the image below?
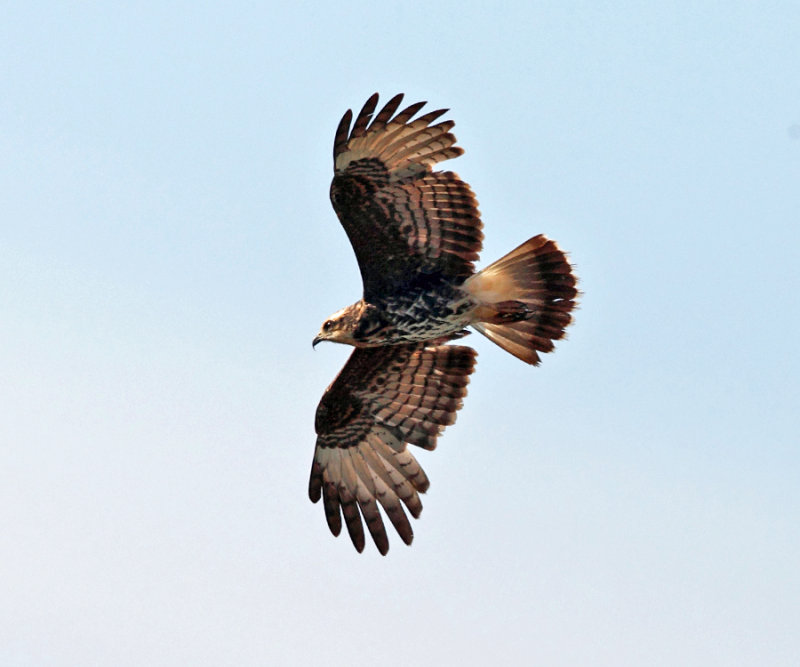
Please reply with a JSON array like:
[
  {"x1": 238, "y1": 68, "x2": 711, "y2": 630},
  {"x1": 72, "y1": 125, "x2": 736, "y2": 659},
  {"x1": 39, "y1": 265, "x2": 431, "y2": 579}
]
[{"x1": 312, "y1": 335, "x2": 323, "y2": 349}]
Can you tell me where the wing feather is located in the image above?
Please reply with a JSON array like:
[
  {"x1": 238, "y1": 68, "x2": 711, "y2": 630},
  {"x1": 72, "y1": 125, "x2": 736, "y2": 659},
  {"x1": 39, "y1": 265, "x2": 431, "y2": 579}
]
[
  {"x1": 364, "y1": 432, "x2": 424, "y2": 517},
  {"x1": 369, "y1": 92, "x2": 405, "y2": 132},
  {"x1": 349, "y1": 447, "x2": 391, "y2": 553},
  {"x1": 338, "y1": 451, "x2": 367, "y2": 552},
  {"x1": 330, "y1": 93, "x2": 483, "y2": 299},
  {"x1": 310, "y1": 343, "x2": 476, "y2": 554},
  {"x1": 333, "y1": 109, "x2": 354, "y2": 159},
  {"x1": 349, "y1": 93, "x2": 378, "y2": 140},
  {"x1": 355, "y1": 444, "x2": 415, "y2": 544}
]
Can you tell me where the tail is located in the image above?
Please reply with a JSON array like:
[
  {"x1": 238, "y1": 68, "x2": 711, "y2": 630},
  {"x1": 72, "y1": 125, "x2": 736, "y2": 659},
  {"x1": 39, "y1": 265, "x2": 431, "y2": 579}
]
[{"x1": 464, "y1": 235, "x2": 578, "y2": 365}]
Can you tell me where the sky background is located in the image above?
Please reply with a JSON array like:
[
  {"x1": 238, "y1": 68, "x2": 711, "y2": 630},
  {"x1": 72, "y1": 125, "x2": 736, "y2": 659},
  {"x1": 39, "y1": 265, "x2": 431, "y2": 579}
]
[{"x1": 2, "y1": 2, "x2": 798, "y2": 665}]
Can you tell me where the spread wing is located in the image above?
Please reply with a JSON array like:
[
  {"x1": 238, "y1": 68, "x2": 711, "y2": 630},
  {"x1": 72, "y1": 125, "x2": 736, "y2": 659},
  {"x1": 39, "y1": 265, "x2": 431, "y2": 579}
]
[
  {"x1": 309, "y1": 343, "x2": 477, "y2": 554},
  {"x1": 330, "y1": 93, "x2": 484, "y2": 300}
]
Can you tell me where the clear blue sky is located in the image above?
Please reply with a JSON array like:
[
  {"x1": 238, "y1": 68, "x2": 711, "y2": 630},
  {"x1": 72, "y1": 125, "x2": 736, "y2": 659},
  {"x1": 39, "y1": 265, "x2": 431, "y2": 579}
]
[{"x1": 2, "y1": 2, "x2": 798, "y2": 665}]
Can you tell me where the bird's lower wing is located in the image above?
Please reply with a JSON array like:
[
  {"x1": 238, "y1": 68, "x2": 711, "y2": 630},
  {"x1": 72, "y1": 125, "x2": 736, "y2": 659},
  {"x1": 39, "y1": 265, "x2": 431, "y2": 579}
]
[{"x1": 310, "y1": 343, "x2": 476, "y2": 554}]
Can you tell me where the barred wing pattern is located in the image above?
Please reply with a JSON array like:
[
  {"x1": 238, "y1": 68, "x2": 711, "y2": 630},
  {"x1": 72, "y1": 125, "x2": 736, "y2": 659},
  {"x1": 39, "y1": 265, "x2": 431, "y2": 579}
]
[
  {"x1": 330, "y1": 93, "x2": 484, "y2": 299},
  {"x1": 310, "y1": 343, "x2": 477, "y2": 554}
]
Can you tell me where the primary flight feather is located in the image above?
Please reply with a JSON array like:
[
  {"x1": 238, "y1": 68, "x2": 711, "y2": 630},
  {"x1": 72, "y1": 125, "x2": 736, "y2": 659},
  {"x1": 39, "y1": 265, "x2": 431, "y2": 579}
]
[{"x1": 310, "y1": 93, "x2": 578, "y2": 554}]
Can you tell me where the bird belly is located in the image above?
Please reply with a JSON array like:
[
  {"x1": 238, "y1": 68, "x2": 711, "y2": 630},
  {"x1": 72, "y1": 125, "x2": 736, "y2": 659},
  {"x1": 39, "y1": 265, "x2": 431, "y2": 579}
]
[{"x1": 380, "y1": 288, "x2": 475, "y2": 344}]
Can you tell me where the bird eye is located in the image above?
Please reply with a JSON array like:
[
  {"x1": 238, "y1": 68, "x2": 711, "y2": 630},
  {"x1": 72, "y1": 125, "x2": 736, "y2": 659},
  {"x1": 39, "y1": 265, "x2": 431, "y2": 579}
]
[{"x1": 323, "y1": 320, "x2": 333, "y2": 332}]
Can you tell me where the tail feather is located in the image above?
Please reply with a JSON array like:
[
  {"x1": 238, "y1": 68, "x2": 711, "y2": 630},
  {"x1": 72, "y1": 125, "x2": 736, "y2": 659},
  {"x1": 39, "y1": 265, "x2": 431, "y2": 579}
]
[{"x1": 465, "y1": 235, "x2": 578, "y2": 365}]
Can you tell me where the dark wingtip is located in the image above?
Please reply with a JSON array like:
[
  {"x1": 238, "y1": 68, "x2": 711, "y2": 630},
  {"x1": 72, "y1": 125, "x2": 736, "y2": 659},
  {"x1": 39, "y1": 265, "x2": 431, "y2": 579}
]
[{"x1": 333, "y1": 108, "x2": 353, "y2": 161}]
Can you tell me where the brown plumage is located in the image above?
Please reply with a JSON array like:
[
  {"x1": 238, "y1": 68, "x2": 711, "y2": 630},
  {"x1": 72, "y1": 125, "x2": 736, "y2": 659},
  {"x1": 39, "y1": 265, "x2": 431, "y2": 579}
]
[
  {"x1": 310, "y1": 93, "x2": 578, "y2": 553},
  {"x1": 310, "y1": 344, "x2": 476, "y2": 555},
  {"x1": 329, "y1": 93, "x2": 482, "y2": 299}
]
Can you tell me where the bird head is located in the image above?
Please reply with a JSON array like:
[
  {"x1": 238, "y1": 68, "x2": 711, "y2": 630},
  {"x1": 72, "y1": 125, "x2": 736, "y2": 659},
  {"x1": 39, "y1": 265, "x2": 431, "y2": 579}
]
[{"x1": 312, "y1": 305, "x2": 360, "y2": 348}]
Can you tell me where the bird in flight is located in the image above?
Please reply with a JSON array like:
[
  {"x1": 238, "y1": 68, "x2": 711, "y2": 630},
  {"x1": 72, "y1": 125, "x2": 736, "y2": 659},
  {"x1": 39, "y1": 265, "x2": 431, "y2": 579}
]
[{"x1": 310, "y1": 93, "x2": 577, "y2": 554}]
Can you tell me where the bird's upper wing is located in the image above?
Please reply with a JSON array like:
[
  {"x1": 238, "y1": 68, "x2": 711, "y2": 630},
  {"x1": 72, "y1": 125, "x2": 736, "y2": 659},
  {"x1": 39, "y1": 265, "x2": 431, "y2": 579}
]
[
  {"x1": 309, "y1": 343, "x2": 476, "y2": 555},
  {"x1": 330, "y1": 93, "x2": 484, "y2": 300}
]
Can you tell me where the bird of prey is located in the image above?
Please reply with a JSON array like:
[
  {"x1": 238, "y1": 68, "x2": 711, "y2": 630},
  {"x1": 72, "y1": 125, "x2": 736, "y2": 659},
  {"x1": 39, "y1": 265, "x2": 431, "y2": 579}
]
[{"x1": 310, "y1": 93, "x2": 577, "y2": 554}]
